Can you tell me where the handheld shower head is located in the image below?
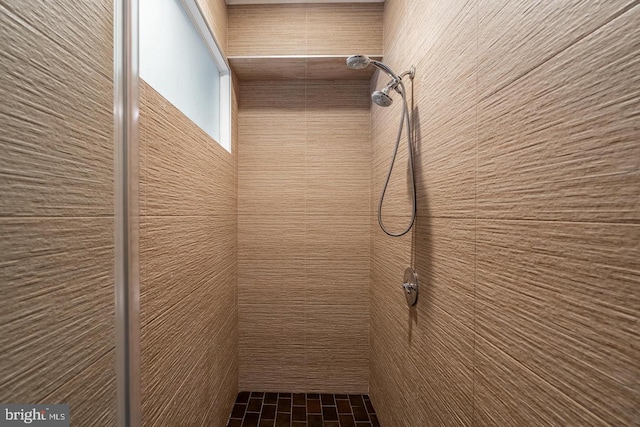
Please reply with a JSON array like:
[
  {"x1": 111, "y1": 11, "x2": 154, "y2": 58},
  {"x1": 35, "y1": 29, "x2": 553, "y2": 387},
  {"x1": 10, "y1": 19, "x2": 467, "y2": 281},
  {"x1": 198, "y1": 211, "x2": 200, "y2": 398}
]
[
  {"x1": 346, "y1": 56, "x2": 417, "y2": 237},
  {"x1": 372, "y1": 86, "x2": 394, "y2": 107}
]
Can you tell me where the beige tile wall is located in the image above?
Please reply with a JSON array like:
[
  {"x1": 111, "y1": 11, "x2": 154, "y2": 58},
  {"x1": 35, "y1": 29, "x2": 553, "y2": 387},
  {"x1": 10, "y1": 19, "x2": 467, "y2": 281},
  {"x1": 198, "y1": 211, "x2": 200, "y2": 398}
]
[
  {"x1": 237, "y1": 81, "x2": 371, "y2": 393},
  {"x1": 229, "y1": 57, "x2": 380, "y2": 82},
  {"x1": 0, "y1": 1, "x2": 115, "y2": 424},
  {"x1": 228, "y1": 3, "x2": 383, "y2": 56},
  {"x1": 139, "y1": 78, "x2": 239, "y2": 426},
  {"x1": 138, "y1": 3, "x2": 239, "y2": 425},
  {"x1": 371, "y1": 0, "x2": 640, "y2": 426},
  {"x1": 231, "y1": 6, "x2": 380, "y2": 395},
  {"x1": 197, "y1": 0, "x2": 228, "y2": 56}
]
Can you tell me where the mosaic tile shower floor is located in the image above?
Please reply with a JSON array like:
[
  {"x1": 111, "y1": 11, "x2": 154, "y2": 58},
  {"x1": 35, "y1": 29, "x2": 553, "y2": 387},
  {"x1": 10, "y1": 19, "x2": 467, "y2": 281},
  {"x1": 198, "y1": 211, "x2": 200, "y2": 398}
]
[{"x1": 226, "y1": 392, "x2": 380, "y2": 427}]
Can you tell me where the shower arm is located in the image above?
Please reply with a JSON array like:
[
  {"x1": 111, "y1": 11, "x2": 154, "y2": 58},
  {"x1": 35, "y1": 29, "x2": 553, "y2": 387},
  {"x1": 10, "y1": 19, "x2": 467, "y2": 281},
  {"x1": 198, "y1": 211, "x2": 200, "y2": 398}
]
[
  {"x1": 369, "y1": 60, "x2": 401, "y2": 82},
  {"x1": 370, "y1": 61, "x2": 415, "y2": 82}
]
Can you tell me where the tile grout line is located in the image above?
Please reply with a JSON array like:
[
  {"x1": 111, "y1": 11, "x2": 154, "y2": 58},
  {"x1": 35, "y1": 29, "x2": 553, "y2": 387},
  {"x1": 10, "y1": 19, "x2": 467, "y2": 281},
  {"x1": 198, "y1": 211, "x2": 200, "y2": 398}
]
[
  {"x1": 303, "y1": 67, "x2": 308, "y2": 398},
  {"x1": 479, "y1": 1, "x2": 640, "y2": 101}
]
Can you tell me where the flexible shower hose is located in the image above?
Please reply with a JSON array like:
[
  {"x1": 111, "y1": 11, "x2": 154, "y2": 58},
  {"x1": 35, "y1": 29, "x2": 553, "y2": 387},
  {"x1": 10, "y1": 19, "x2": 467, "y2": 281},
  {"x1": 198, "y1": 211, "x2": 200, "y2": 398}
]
[{"x1": 378, "y1": 81, "x2": 417, "y2": 237}]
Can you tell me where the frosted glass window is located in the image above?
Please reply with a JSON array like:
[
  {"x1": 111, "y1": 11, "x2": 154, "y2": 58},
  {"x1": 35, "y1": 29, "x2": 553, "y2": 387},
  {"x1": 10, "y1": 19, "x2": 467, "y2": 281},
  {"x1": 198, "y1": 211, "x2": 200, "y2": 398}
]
[{"x1": 140, "y1": 0, "x2": 230, "y2": 149}]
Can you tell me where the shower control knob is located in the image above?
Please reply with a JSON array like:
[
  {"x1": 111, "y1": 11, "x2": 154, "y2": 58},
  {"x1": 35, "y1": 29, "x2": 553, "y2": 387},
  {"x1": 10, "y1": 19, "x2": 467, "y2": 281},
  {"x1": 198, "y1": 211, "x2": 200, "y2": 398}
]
[
  {"x1": 402, "y1": 282, "x2": 416, "y2": 293},
  {"x1": 402, "y1": 267, "x2": 418, "y2": 306}
]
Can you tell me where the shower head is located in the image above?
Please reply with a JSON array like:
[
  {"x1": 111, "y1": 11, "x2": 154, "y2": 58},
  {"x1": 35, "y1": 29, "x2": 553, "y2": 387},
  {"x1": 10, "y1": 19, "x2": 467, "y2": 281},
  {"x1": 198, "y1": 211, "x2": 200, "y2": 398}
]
[
  {"x1": 346, "y1": 55, "x2": 371, "y2": 70},
  {"x1": 372, "y1": 80, "x2": 400, "y2": 107},
  {"x1": 346, "y1": 55, "x2": 400, "y2": 81},
  {"x1": 347, "y1": 55, "x2": 415, "y2": 108},
  {"x1": 372, "y1": 88, "x2": 393, "y2": 107}
]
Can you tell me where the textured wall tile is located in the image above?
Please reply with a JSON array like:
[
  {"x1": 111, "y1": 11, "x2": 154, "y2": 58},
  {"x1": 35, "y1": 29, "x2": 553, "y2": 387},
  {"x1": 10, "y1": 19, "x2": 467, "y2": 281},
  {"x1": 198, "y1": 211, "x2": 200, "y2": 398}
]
[
  {"x1": 410, "y1": 306, "x2": 474, "y2": 426},
  {"x1": 0, "y1": 218, "x2": 114, "y2": 403},
  {"x1": 306, "y1": 258, "x2": 370, "y2": 307},
  {"x1": 478, "y1": 0, "x2": 637, "y2": 97},
  {"x1": 238, "y1": 138, "x2": 305, "y2": 215},
  {"x1": 477, "y1": 8, "x2": 640, "y2": 222},
  {"x1": 370, "y1": 216, "x2": 475, "y2": 426},
  {"x1": 239, "y1": 81, "x2": 306, "y2": 111},
  {"x1": 372, "y1": 1, "x2": 640, "y2": 426},
  {"x1": 238, "y1": 215, "x2": 306, "y2": 261},
  {"x1": 228, "y1": 4, "x2": 307, "y2": 56},
  {"x1": 306, "y1": 304, "x2": 369, "y2": 350},
  {"x1": 369, "y1": 302, "x2": 421, "y2": 426},
  {"x1": 149, "y1": 352, "x2": 209, "y2": 427},
  {"x1": 229, "y1": 57, "x2": 307, "y2": 81},
  {"x1": 370, "y1": 219, "x2": 414, "y2": 328},
  {"x1": 305, "y1": 83, "x2": 371, "y2": 128},
  {"x1": 230, "y1": 57, "x2": 381, "y2": 82},
  {"x1": 306, "y1": 83, "x2": 371, "y2": 216},
  {"x1": 372, "y1": 301, "x2": 473, "y2": 426},
  {"x1": 414, "y1": 106, "x2": 476, "y2": 219},
  {"x1": 0, "y1": 0, "x2": 115, "y2": 420},
  {"x1": 238, "y1": 83, "x2": 305, "y2": 215},
  {"x1": 140, "y1": 216, "x2": 236, "y2": 323},
  {"x1": 410, "y1": 102, "x2": 477, "y2": 218},
  {"x1": 238, "y1": 258, "x2": 306, "y2": 305},
  {"x1": 140, "y1": 82, "x2": 236, "y2": 217},
  {"x1": 382, "y1": 0, "x2": 406, "y2": 65},
  {"x1": 306, "y1": 216, "x2": 370, "y2": 261},
  {"x1": 238, "y1": 303, "x2": 305, "y2": 350},
  {"x1": 372, "y1": 146, "x2": 411, "y2": 220},
  {"x1": 370, "y1": 213, "x2": 424, "y2": 426},
  {"x1": 42, "y1": 351, "x2": 116, "y2": 426},
  {"x1": 212, "y1": 312, "x2": 239, "y2": 380},
  {"x1": 476, "y1": 220, "x2": 640, "y2": 425},
  {"x1": 306, "y1": 4, "x2": 383, "y2": 55},
  {"x1": 204, "y1": 313, "x2": 238, "y2": 424},
  {"x1": 239, "y1": 347, "x2": 307, "y2": 392},
  {"x1": 474, "y1": 336, "x2": 604, "y2": 426},
  {"x1": 370, "y1": 288, "x2": 411, "y2": 345},
  {"x1": 412, "y1": 217, "x2": 475, "y2": 326},
  {"x1": 238, "y1": 164, "x2": 305, "y2": 216},
  {"x1": 371, "y1": 0, "x2": 479, "y2": 424},
  {"x1": 148, "y1": 314, "x2": 236, "y2": 427},
  {"x1": 205, "y1": 360, "x2": 238, "y2": 427},
  {"x1": 140, "y1": 65, "x2": 238, "y2": 425},
  {"x1": 371, "y1": 215, "x2": 413, "y2": 281},
  {"x1": 405, "y1": 0, "x2": 470, "y2": 62},
  {"x1": 197, "y1": 0, "x2": 228, "y2": 55},
  {"x1": 306, "y1": 347, "x2": 369, "y2": 394},
  {"x1": 306, "y1": 57, "x2": 380, "y2": 81},
  {"x1": 407, "y1": 4, "x2": 477, "y2": 218},
  {"x1": 228, "y1": 3, "x2": 383, "y2": 57},
  {"x1": 305, "y1": 156, "x2": 370, "y2": 216},
  {"x1": 238, "y1": 80, "x2": 372, "y2": 392},
  {"x1": 0, "y1": 1, "x2": 113, "y2": 216},
  {"x1": 411, "y1": 2, "x2": 477, "y2": 131},
  {"x1": 141, "y1": 267, "x2": 236, "y2": 426}
]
